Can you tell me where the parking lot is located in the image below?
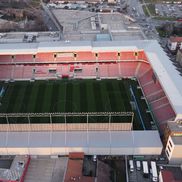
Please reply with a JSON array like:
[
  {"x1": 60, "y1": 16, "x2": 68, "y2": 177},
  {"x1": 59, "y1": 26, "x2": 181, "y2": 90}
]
[
  {"x1": 155, "y1": 3, "x2": 182, "y2": 17},
  {"x1": 128, "y1": 160, "x2": 151, "y2": 182}
]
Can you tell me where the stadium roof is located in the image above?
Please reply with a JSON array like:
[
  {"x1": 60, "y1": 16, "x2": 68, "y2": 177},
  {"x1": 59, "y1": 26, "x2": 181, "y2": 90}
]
[
  {"x1": 0, "y1": 131, "x2": 162, "y2": 155},
  {"x1": 0, "y1": 40, "x2": 182, "y2": 115}
]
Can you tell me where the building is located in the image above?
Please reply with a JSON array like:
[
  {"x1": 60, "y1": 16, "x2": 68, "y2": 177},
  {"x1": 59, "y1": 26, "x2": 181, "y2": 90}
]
[
  {"x1": 64, "y1": 152, "x2": 94, "y2": 182},
  {"x1": 0, "y1": 40, "x2": 182, "y2": 157},
  {"x1": 167, "y1": 36, "x2": 182, "y2": 52},
  {"x1": 159, "y1": 168, "x2": 182, "y2": 182},
  {"x1": 164, "y1": 121, "x2": 182, "y2": 164},
  {"x1": 176, "y1": 49, "x2": 182, "y2": 66},
  {"x1": 50, "y1": 0, "x2": 101, "y2": 3}
]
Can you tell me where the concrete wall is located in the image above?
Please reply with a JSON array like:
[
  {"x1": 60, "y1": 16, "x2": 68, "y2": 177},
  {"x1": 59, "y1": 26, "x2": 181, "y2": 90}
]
[
  {"x1": 0, "y1": 123, "x2": 132, "y2": 131},
  {"x1": 168, "y1": 145, "x2": 182, "y2": 164},
  {"x1": 0, "y1": 147, "x2": 162, "y2": 156}
]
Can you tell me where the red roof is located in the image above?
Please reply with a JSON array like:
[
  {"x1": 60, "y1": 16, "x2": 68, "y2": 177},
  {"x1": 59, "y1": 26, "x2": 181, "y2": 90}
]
[
  {"x1": 69, "y1": 152, "x2": 84, "y2": 159},
  {"x1": 169, "y1": 36, "x2": 182, "y2": 43},
  {"x1": 161, "y1": 170, "x2": 174, "y2": 182},
  {"x1": 161, "y1": 170, "x2": 182, "y2": 182},
  {"x1": 64, "y1": 159, "x2": 94, "y2": 182}
]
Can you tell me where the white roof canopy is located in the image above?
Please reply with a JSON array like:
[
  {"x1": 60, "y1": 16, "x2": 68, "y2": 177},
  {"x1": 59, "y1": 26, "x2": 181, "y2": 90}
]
[{"x1": 0, "y1": 131, "x2": 162, "y2": 155}]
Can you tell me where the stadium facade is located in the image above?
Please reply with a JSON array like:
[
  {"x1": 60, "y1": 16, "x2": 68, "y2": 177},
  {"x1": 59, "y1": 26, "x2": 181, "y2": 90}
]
[{"x1": 0, "y1": 40, "x2": 182, "y2": 159}]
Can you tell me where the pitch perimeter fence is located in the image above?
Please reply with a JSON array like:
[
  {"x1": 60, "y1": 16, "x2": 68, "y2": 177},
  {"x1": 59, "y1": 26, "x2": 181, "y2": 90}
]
[{"x1": 0, "y1": 112, "x2": 134, "y2": 131}]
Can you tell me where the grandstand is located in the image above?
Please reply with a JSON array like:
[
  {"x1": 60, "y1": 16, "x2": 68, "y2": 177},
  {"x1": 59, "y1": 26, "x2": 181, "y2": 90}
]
[
  {"x1": 0, "y1": 40, "x2": 178, "y2": 127},
  {"x1": 0, "y1": 39, "x2": 181, "y2": 155}
]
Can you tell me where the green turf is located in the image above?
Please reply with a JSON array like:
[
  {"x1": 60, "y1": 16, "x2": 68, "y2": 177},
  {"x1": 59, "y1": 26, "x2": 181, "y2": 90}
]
[{"x1": 0, "y1": 79, "x2": 151, "y2": 129}]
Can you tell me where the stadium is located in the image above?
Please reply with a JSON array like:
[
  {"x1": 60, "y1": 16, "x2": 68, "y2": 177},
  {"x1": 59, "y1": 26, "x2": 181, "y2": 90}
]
[{"x1": 0, "y1": 39, "x2": 181, "y2": 156}]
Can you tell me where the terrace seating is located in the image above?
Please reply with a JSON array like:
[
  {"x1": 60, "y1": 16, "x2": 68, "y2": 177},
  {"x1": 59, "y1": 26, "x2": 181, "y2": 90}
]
[
  {"x1": 0, "y1": 55, "x2": 12, "y2": 63},
  {"x1": 138, "y1": 68, "x2": 153, "y2": 86},
  {"x1": 14, "y1": 55, "x2": 33, "y2": 63},
  {"x1": 108, "y1": 63, "x2": 119, "y2": 77},
  {"x1": 36, "y1": 53, "x2": 54, "y2": 62},
  {"x1": 61, "y1": 65, "x2": 70, "y2": 75},
  {"x1": 80, "y1": 63, "x2": 97, "y2": 77},
  {"x1": 120, "y1": 51, "x2": 137, "y2": 61},
  {"x1": 99, "y1": 63, "x2": 108, "y2": 77},
  {"x1": 119, "y1": 62, "x2": 138, "y2": 77},
  {"x1": 146, "y1": 89, "x2": 166, "y2": 102},
  {"x1": 142, "y1": 81, "x2": 163, "y2": 98},
  {"x1": 136, "y1": 63, "x2": 176, "y2": 127},
  {"x1": 0, "y1": 65, "x2": 12, "y2": 80},
  {"x1": 137, "y1": 51, "x2": 148, "y2": 62},
  {"x1": 23, "y1": 65, "x2": 34, "y2": 79},
  {"x1": 76, "y1": 52, "x2": 96, "y2": 61},
  {"x1": 0, "y1": 60, "x2": 176, "y2": 127},
  {"x1": 150, "y1": 96, "x2": 169, "y2": 109},
  {"x1": 136, "y1": 62, "x2": 151, "y2": 77},
  {"x1": 34, "y1": 66, "x2": 48, "y2": 79},
  {"x1": 153, "y1": 104, "x2": 175, "y2": 123},
  {"x1": 55, "y1": 53, "x2": 75, "y2": 62},
  {"x1": 13, "y1": 65, "x2": 24, "y2": 79},
  {"x1": 98, "y1": 52, "x2": 118, "y2": 61}
]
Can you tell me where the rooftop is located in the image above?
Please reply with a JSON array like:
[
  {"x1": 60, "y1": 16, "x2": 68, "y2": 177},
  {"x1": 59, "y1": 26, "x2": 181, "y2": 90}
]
[
  {"x1": 51, "y1": 10, "x2": 144, "y2": 41},
  {"x1": 160, "y1": 167, "x2": 182, "y2": 182},
  {"x1": 171, "y1": 136, "x2": 182, "y2": 145},
  {"x1": 64, "y1": 154, "x2": 94, "y2": 182},
  {"x1": 0, "y1": 130, "x2": 162, "y2": 155},
  {"x1": 169, "y1": 36, "x2": 182, "y2": 43},
  {"x1": 167, "y1": 121, "x2": 182, "y2": 133}
]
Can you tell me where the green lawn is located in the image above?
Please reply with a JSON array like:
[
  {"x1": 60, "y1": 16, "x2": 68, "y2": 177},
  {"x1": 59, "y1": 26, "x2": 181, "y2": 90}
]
[{"x1": 0, "y1": 79, "x2": 152, "y2": 129}]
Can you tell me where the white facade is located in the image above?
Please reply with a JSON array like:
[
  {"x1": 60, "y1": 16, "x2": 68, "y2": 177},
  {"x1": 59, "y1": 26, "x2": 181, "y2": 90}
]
[
  {"x1": 167, "y1": 37, "x2": 182, "y2": 51},
  {"x1": 165, "y1": 135, "x2": 182, "y2": 164},
  {"x1": 176, "y1": 49, "x2": 182, "y2": 66},
  {"x1": 0, "y1": 131, "x2": 162, "y2": 156},
  {"x1": 167, "y1": 40, "x2": 178, "y2": 51}
]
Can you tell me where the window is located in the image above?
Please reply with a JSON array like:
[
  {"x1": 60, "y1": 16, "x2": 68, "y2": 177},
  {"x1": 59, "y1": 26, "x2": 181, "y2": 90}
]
[
  {"x1": 33, "y1": 55, "x2": 36, "y2": 59},
  {"x1": 167, "y1": 145, "x2": 171, "y2": 152},
  {"x1": 169, "y1": 140, "x2": 173, "y2": 148},
  {"x1": 134, "y1": 52, "x2": 138, "y2": 56},
  {"x1": 95, "y1": 53, "x2": 98, "y2": 57},
  {"x1": 74, "y1": 53, "x2": 77, "y2": 58},
  {"x1": 74, "y1": 68, "x2": 82, "y2": 73},
  {"x1": 49, "y1": 69, "x2": 57, "y2": 73},
  {"x1": 12, "y1": 55, "x2": 15, "y2": 59},
  {"x1": 166, "y1": 150, "x2": 169, "y2": 157},
  {"x1": 54, "y1": 54, "x2": 57, "y2": 58},
  {"x1": 118, "y1": 53, "x2": 120, "y2": 57}
]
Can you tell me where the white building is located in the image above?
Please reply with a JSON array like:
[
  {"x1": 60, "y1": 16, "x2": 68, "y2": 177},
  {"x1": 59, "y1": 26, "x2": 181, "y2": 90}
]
[
  {"x1": 167, "y1": 36, "x2": 182, "y2": 51},
  {"x1": 164, "y1": 120, "x2": 182, "y2": 164},
  {"x1": 176, "y1": 49, "x2": 182, "y2": 66}
]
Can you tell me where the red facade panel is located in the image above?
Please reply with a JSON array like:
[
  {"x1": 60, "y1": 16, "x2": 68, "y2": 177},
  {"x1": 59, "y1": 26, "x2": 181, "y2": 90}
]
[
  {"x1": 76, "y1": 52, "x2": 96, "y2": 61},
  {"x1": 98, "y1": 52, "x2": 118, "y2": 61},
  {"x1": 120, "y1": 51, "x2": 136, "y2": 60},
  {"x1": 0, "y1": 55, "x2": 12, "y2": 63},
  {"x1": 137, "y1": 51, "x2": 148, "y2": 61},
  {"x1": 14, "y1": 55, "x2": 33, "y2": 63},
  {"x1": 36, "y1": 53, "x2": 54, "y2": 62}
]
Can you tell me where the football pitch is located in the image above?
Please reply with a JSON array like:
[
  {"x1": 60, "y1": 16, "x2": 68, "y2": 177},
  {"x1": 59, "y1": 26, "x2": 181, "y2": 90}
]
[{"x1": 0, "y1": 79, "x2": 152, "y2": 129}]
